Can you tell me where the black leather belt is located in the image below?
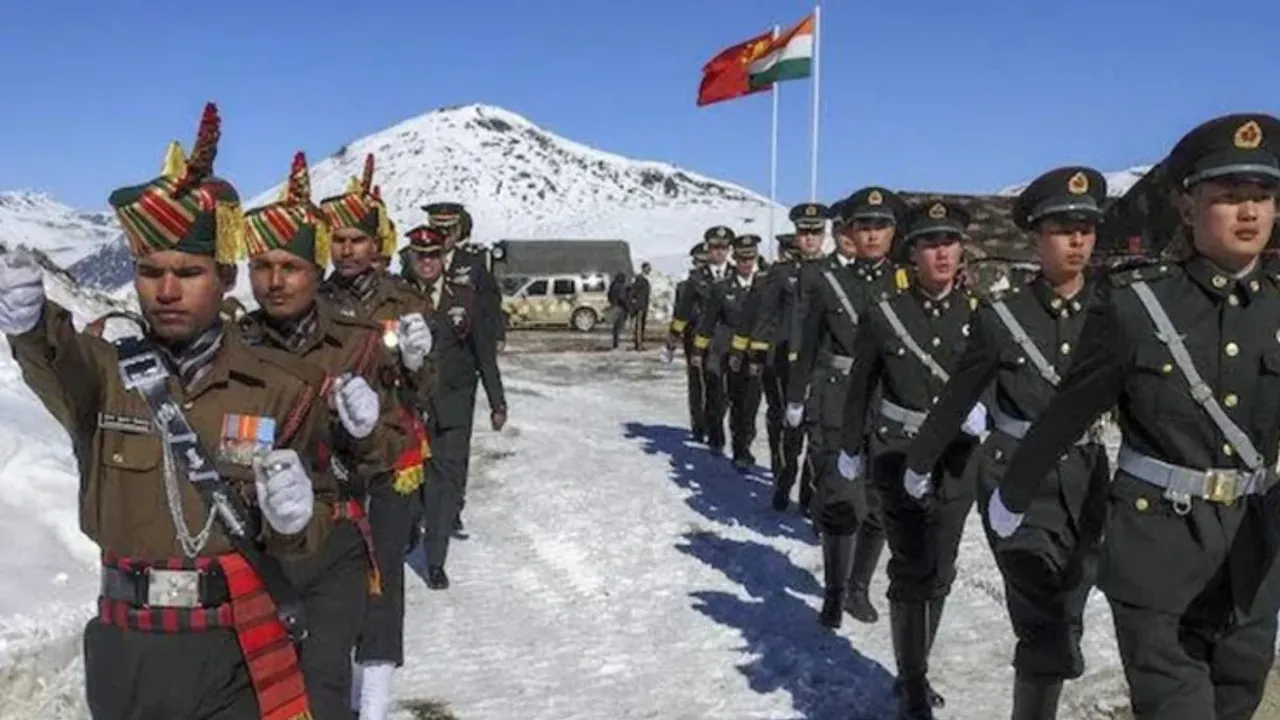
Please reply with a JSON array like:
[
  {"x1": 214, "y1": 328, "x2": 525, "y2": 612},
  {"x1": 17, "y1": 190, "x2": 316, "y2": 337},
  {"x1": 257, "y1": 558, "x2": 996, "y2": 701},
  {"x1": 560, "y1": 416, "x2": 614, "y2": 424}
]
[{"x1": 101, "y1": 565, "x2": 231, "y2": 608}]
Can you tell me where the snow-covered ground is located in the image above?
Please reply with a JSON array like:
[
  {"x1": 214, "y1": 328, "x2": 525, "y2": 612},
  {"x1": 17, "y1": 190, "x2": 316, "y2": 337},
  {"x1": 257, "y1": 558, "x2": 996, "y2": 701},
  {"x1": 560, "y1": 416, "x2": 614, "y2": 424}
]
[{"x1": 0, "y1": 336, "x2": 1142, "y2": 719}]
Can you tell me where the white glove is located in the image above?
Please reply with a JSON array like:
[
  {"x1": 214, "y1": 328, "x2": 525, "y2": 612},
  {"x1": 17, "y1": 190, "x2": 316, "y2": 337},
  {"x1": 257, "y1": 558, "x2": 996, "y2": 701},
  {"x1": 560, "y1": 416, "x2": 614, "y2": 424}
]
[
  {"x1": 396, "y1": 313, "x2": 433, "y2": 371},
  {"x1": 331, "y1": 374, "x2": 380, "y2": 439},
  {"x1": 660, "y1": 346, "x2": 675, "y2": 364},
  {"x1": 987, "y1": 487, "x2": 1025, "y2": 539},
  {"x1": 961, "y1": 402, "x2": 988, "y2": 439},
  {"x1": 903, "y1": 467, "x2": 932, "y2": 500},
  {"x1": 0, "y1": 252, "x2": 45, "y2": 335},
  {"x1": 784, "y1": 402, "x2": 805, "y2": 428},
  {"x1": 253, "y1": 449, "x2": 315, "y2": 535},
  {"x1": 836, "y1": 451, "x2": 863, "y2": 480}
]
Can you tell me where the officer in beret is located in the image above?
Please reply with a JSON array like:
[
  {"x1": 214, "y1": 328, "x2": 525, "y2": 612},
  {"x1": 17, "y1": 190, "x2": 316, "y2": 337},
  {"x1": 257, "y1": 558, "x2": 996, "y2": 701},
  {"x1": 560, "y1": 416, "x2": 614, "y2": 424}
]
[
  {"x1": 669, "y1": 242, "x2": 711, "y2": 436},
  {"x1": 668, "y1": 226, "x2": 736, "y2": 453},
  {"x1": 748, "y1": 203, "x2": 830, "y2": 511},
  {"x1": 693, "y1": 233, "x2": 768, "y2": 469},
  {"x1": 902, "y1": 168, "x2": 1110, "y2": 718},
  {"x1": 994, "y1": 115, "x2": 1280, "y2": 719},
  {"x1": 788, "y1": 186, "x2": 911, "y2": 628},
  {"x1": 835, "y1": 199, "x2": 981, "y2": 717}
]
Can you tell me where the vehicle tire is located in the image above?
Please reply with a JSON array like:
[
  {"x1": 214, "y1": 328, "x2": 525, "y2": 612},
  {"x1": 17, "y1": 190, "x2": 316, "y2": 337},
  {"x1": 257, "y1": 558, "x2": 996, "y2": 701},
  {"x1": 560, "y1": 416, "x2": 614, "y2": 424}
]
[{"x1": 570, "y1": 307, "x2": 598, "y2": 332}]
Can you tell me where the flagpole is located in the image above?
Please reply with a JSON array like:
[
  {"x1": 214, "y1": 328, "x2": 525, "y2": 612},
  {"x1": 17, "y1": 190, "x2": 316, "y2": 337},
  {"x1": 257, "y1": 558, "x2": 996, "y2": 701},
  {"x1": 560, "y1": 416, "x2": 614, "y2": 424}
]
[
  {"x1": 769, "y1": 24, "x2": 780, "y2": 259},
  {"x1": 808, "y1": 3, "x2": 821, "y2": 201}
]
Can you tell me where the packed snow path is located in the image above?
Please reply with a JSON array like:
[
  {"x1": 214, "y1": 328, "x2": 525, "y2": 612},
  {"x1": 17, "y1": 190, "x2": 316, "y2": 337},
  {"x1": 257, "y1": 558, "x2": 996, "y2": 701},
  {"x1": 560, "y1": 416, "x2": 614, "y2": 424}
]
[{"x1": 390, "y1": 351, "x2": 1129, "y2": 720}]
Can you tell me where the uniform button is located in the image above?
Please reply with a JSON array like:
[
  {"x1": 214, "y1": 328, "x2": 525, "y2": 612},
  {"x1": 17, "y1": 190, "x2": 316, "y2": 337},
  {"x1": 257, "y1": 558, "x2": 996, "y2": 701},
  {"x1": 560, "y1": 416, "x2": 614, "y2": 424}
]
[
  {"x1": 1016, "y1": 356, "x2": 1026, "y2": 365},
  {"x1": 1225, "y1": 342, "x2": 1239, "y2": 357},
  {"x1": 182, "y1": 401, "x2": 195, "y2": 410},
  {"x1": 1051, "y1": 297, "x2": 1062, "y2": 309},
  {"x1": 1059, "y1": 310, "x2": 1069, "y2": 318},
  {"x1": 1161, "y1": 363, "x2": 1173, "y2": 374},
  {"x1": 1228, "y1": 294, "x2": 1240, "y2": 306},
  {"x1": 1224, "y1": 393, "x2": 1238, "y2": 408},
  {"x1": 1223, "y1": 444, "x2": 1234, "y2": 456},
  {"x1": 1251, "y1": 280, "x2": 1261, "y2": 292},
  {"x1": 1060, "y1": 342, "x2": 1071, "y2": 354},
  {"x1": 931, "y1": 396, "x2": 939, "y2": 405},
  {"x1": 1212, "y1": 275, "x2": 1227, "y2": 288},
  {"x1": 112, "y1": 452, "x2": 124, "y2": 463},
  {"x1": 930, "y1": 337, "x2": 941, "y2": 347},
  {"x1": 993, "y1": 449, "x2": 1004, "y2": 461},
  {"x1": 878, "y1": 426, "x2": 888, "y2": 434},
  {"x1": 1135, "y1": 497, "x2": 1149, "y2": 511}
]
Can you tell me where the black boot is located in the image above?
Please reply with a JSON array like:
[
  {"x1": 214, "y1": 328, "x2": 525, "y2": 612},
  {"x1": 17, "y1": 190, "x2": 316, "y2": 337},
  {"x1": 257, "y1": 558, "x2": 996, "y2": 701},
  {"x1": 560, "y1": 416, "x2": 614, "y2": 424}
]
[
  {"x1": 426, "y1": 565, "x2": 450, "y2": 590},
  {"x1": 922, "y1": 597, "x2": 948, "y2": 708},
  {"x1": 890, "y1": 601, "x2": 935, "y2": 719},
  {"x1": 844, "y1": 531, "x2": 885, "y2": 623},
  {"x1": 771, "y1": 484, "x2": 790, "y2": 511},
  {"x1": 819, "y1": 534, "x2": 855, "y2": 629},
  {"x1": 1011, "y1": 674, "x2": 1063, "y2": 720}
]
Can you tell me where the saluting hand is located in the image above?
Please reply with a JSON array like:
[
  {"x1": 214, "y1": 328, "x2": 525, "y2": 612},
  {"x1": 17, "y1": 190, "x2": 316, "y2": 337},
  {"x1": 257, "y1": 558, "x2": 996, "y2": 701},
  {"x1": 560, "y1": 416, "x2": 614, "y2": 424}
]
[
  {"x1": 254, "y1": 450, "x2": 315, "y2": 536},
  {"x1": 331, "y1": 374, "x2": 380, "y2": 439},
  {"x1": 0, "y1": 252, "x2": 45, "y2": 335}
]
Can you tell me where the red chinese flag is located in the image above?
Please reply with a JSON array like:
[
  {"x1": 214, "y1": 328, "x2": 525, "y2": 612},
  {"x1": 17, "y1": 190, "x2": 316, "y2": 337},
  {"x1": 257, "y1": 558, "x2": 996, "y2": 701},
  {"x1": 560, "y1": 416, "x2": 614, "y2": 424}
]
[{"x1": 697, "y1": 30, "x2": 774, "y2": 107}]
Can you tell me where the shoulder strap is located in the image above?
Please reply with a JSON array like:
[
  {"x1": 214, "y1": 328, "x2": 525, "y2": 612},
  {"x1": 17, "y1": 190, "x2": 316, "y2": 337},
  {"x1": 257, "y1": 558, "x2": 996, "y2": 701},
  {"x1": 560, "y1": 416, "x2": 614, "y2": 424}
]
[
  {"x1": 1129, "y1": 281, "x2": 1264, "y2": 470},
  {"x1": 821, "y1": 269, "x2": 859, "y2": 327},
  {"x1": 876, "y1": 299, "x2": 949, "y2": 382},
  {"x1": 990, "y1": 300, "x2": 1061, "y2": 386}
]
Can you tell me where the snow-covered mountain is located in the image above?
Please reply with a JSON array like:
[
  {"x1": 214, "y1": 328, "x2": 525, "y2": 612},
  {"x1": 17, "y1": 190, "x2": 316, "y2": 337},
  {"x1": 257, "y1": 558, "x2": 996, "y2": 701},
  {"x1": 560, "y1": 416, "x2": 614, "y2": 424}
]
[
  {"x1": 0, "y1": 192, "x2": 121, "y2": 268},
  {"x1": 997, "y1": 165, "x2": 1153, "y2": 199}
]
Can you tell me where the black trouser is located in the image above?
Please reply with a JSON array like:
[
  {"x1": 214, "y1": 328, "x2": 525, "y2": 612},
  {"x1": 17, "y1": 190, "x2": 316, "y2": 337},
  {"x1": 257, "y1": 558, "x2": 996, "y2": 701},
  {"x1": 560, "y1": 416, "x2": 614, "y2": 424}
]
[
  {"x1": 810, "y1": 369, "x2": 873, "y2": 535},
  {"x1": 85, "y1": 620, "x2": 258, "y2": 719},
  {"x1": 632, "y1": 310, "x2": 648, "y2": 350},
  {"x1": 870, "y1": 433, "x2": 976, "y2": 604},
  {"x1": 681, "y1": 332, "x2": 707, "y2": 439},
  {"x1": 1098, "y1": 470, "x2": 1279, "y2": 719},
  {"x1": 975, "y1": 432, "x2": 1109, "y2": 681},
  {"x1": 760, "y1": 355, "x2": 786, "y2": 477},
  {"x1": 357, "y1": 484, "x2": 419, "y2": 666},
  {"x1": 610, "y1": 306, "x2": 628, "y2": 347},
  {"x1": 283, "y1": 519, "x2": 369, "y2": 720},
  {"x1": 726, "y1": 363, "x2": 762, "y2": 459},
  {"x1": 423, "y1": 420, "x2": 475, "y2": 569},
  {"x1": 703, "y1": 358, "x2": 728, "y2": 450},
  {"x1": 768, "y1": 347, "x2": 812, "y2": 504}
]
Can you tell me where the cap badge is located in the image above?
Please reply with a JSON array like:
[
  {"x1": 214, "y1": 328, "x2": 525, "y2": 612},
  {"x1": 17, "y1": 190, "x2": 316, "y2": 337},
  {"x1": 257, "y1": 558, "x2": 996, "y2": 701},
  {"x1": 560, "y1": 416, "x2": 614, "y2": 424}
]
[
  {"x1": 867, "y1": 190, "x2": 883, "y2": 206},
  {"x1": 1067, "y1": 171, "x2": 1089, "y2": 195},
  {"x1": 1235, "y1": 120, "x2": 1263, "y2": 150},
  {"x1": 928, "y1": 202, "x2": 947, "y2": 219},
  {"x1": 804, "y1": 205, "x2": 817, "y2": 217}
]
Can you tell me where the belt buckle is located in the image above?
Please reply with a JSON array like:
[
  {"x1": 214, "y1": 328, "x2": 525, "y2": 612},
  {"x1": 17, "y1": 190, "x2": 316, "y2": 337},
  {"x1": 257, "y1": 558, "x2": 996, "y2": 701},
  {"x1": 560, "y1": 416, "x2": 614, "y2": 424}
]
[
  {"x1": 1204, "y1": 470, "x2": 1238, "y2": 504},
  {"x1": 146, "y1": 568, "x2": 202, "y2": 608}
]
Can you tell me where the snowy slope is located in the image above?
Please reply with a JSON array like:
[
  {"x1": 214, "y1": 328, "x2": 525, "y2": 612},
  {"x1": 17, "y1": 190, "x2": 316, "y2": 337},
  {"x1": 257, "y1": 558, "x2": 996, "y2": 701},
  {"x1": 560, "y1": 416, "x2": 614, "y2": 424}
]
[
  {"x1": 997, "y1": 165, "x2": 1153, "y2": 199},
  {"x1": 0, "y1": 192, "x2": 121, "y2": 268}
]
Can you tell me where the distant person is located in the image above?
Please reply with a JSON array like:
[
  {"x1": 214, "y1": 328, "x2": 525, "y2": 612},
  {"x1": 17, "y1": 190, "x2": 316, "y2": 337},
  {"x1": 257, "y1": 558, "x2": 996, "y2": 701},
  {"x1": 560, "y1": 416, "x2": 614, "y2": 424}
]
[
  {"x1": 607, "y1": 272, "x2": 629, "y2": 349},
  {"x1": 629, "y1": 262, "x2": 652, "y2": 350}
]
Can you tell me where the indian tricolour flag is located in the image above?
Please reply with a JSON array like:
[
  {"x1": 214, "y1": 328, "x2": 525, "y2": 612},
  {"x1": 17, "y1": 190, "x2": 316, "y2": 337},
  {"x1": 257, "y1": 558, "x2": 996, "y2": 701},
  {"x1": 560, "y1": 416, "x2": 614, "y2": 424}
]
[{"x1": 747, "y1": 13, "x2": 815, "y2": 89}]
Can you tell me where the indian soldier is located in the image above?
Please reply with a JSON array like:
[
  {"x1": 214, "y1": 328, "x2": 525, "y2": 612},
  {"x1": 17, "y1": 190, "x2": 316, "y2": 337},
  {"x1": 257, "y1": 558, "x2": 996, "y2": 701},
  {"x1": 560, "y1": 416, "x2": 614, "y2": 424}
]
[
  {"x1": 630, "y1": 262, "x2": 652, "y2": 351},
  {"x1": 692, "y1": 233, "x2": 767, "y2": 469},
  {"x1": 667, "y1": 242, "x2": 710, "y2": 439},
  {"x1": 667, "y1": 226, "x2": 734, "y2": 453},
  {"x1": 763, "y1": 204, "x2": 829, "y2": 511},
  {"x1": 0, "y1": 103, "x2": 336, "y2": 720},
  {"x1": 991, "y1": 114, "x2": 1280, "y2": 720},
  {"x1": 400, "y1": 223, "x2": 507, "y2": 590},
  {"x1": 317, "y1": 153, "x2": 435, "y2": 720},
  {"x1": 417, "y1": 202, "x2": 505, "y2": 530},
  {"x1": 836, "y1": 200, "x2": 984, "y2": 718},
  {"x1": 905, "y1": 168, "x2": 1110, "y2": 719},
  {"x1": 238, "y1": 151, "x2": 426, "y2": 719},
  {"x1": 788, "y1": 187, "x2": 909, "y2": 629},
  {"x1": 740, "y1": 233, "x2": 796, "y2": 485}
]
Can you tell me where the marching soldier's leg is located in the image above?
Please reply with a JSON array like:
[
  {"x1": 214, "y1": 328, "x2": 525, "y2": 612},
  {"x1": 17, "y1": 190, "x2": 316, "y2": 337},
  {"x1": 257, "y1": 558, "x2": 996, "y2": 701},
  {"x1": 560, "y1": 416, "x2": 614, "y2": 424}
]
[
  {"x1": 727, "y1": 368, "x2": 751, "y2": 468},
  {"x1": 762, "y1": 363, "x2": 785, "y2": 482},
  {"x1": 845, "y1": 513, "x2": 885, "y2": 624},
  {"x1": 421, "y1": 424, "x2": 469, "y2": 589},
  {"x1": 1108, "y1": 598, "x2": 1217, "y2": 719},
  {"x1": 683, "y1": 333, "x2": 706, "y2": 442},
  {"x1": 741, "y1": 366, "x2": 763, "y2": 458},
  {"x1": 703, "y1": 364, "x2": 728, "y2": 453},
  {"x1": 354, "y1": 483, "x2": 417, "y2": 720},
  {"x1": 810, "y1": 420, "x2": 866, "y2": 630}
]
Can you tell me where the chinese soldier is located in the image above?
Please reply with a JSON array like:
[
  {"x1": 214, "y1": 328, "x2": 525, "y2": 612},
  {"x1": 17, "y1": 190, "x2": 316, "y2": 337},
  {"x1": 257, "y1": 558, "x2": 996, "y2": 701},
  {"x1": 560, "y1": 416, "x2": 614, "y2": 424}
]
[
  {"x1": 836, "y1": 200, "x2": 984, "y2": 717},
  {"x1": 669, "y1": 242, "x2": 710, "y2": 439},
  {"x1": 0, "y1": 103, "x2": 337, "y2": 720},
  {"x1": 668, "y1": 226, "x2": 734, "y2": 453},
  {"x1": 905, "y1": 167, "x2": 1111, "y2": 719},
  {"x1": 742, "y1": 233, "x2": 796, "y2": 483},
  {"x1": 400, "y1": 223, "x2": 506, "y2": 590},
  {"x1": 317, "y1": 154, "x2": 435, "y2": 719},
  {"x1": 992, "y1": 114, "x2": 1280, "y2": 720}
]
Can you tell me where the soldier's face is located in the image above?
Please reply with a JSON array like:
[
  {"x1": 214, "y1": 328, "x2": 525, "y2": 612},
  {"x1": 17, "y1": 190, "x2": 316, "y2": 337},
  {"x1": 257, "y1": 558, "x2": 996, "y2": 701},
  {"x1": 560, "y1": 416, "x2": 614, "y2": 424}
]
[
  {"x1": 912, "y1": 237, "x2": 963, "y2": 288},
  {"x1": 1036, "y1": 219, "x2": 1096, "y2": 280},
  {"x1": 708, "y1": 246, "x2": 730, "y2": 264},
  {"x1": 734, "y1": 256, "x2": 755, "y2": 275},
  {"x1": 248, "y1": 249, "x2": 320, "y2": 320},
  {"x1": 330, "y1": 228, "x2": 378, "y2": 277},
  {"x1": 844, "y1": 220, "x2": 894, "y2": 260},
  {"x1": 1184, "y1": 179, "x2": 1278, "y2": 269},
  {"x1": 134, "y1": 251, "x2": 229, "y2": 343},
  {"x1": 795, "y1": 230, "x2": 823, "y2": 256},
  {"x1": 408, "y1": 252, "x2": 445, "y2": 282}
]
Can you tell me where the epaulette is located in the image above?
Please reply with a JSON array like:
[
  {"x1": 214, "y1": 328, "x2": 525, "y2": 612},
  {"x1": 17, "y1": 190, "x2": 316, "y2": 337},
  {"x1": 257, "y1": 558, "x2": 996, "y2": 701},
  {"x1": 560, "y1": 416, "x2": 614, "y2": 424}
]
[
  {"x1": 893, "y1": 267, "x2": 910, "y2": 291},
  {"x1": 1108, "y1": 261, "x2": 1177, "y2": 288}
]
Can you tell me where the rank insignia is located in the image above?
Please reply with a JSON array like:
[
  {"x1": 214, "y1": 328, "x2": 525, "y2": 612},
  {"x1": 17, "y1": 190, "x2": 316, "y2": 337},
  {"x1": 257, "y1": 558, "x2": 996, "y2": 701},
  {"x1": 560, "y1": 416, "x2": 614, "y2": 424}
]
[
  {"x1": 1235, "y1": 120, "x2": 1263, "y2": 150},
  {"x1": 868, "y1": 190, "x2": 883, "y2": 206},
  {"x1": 928, "y1": 202, "x2": 947, "y2": 219},
  {"x1": 218, "y1": 414, "x2": 276, "y2": 465},
  {"x1": 1067, "y1": 171, "x2": 1089, "y2": 195},
  {"x1": 98, "y1": 412, "x2": 153, "y2": 435}
]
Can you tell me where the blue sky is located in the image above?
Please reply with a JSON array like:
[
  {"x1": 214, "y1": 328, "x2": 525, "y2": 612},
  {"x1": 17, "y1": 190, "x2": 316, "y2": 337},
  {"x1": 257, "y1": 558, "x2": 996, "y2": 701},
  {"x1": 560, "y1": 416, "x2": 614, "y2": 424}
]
[{"x1": 2, "y1": 0, "x2": 1278, "y2": 210}]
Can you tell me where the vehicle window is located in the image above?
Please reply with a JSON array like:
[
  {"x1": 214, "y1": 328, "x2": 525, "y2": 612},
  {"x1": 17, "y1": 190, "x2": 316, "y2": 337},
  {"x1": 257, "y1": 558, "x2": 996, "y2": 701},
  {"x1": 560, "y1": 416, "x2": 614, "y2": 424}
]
[
  {"x1": 500, "y1": 276, "x2": 527, "y2": 294},
  {"x1": 524, "y1": 279, "x2": 549, "y2": 296},
  {"x1": 552, "y1": 279, "x2": 576, "y2": 296},
  {"x1": 580, "y1": 276, "x2": 607, "y2": 293}
]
